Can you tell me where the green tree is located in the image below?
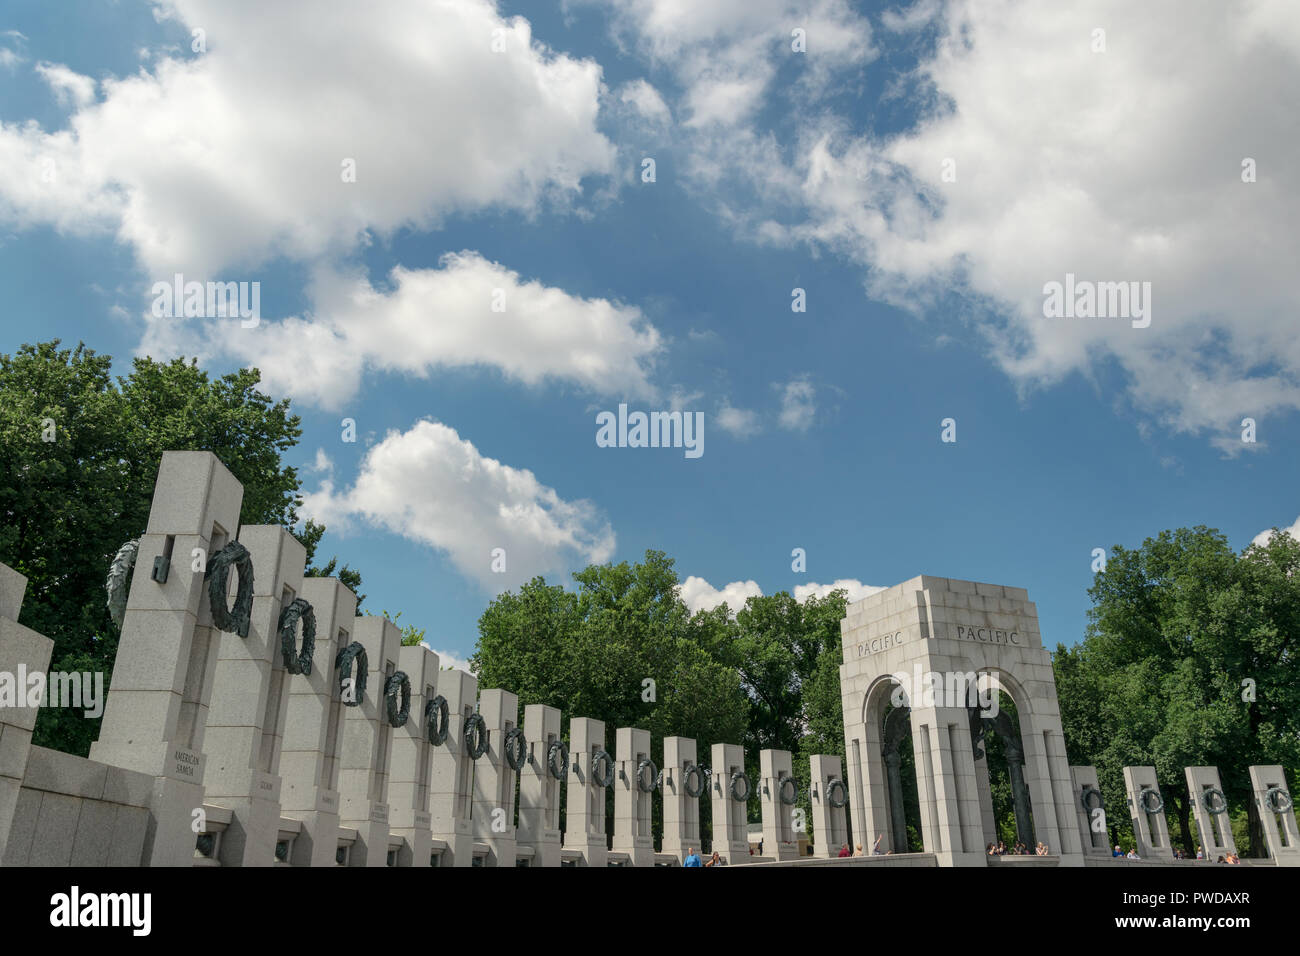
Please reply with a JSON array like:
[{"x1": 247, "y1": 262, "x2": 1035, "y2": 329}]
[
  {"x1": 0, "y1": 340, "x2": 362, "y2": 756},
  {"x1": 1056, "y1": 526, "x2": 1300, "y2": 856},
  {"x1": 381, "y1": 609, "x2": 427, "y2": 647},
  {"x1": 472, "y1": 551, "x2": 749, "y2": 846}
]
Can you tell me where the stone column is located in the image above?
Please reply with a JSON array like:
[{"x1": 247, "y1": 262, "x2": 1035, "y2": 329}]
[
  {"x1": 471, "y1": 688, "x2": 519, "y2": 867},
  {"x1": 612, "y1": 726, "x2": 654, "y2": 866},
  {"x1": 279, "y1": 576, "x2": 355, "y2": 866},
  {"x1": 90, "y1": 451, "x2": 244, "y2": 867},
  {"x1": 1185, "y1": 766, "x2": 1236, "y2": 859},
  {"x1": 1069, "y1": 766, "x2": 1111, "y2": 857},
  {"x1": 0, "y1": 564, "x2": 53, "y2": 862},
  {"x1": 1249, "y1": 765, "x2": 1300, "y2": 865},
  {"x1": 517, "y1": 703, "x2": 562, "y2": 867},
  {"x1": 388, "y1": 644, "x2": 440, "y2": 866},
  {"x1": 660, "y1": 736, "x2": 700, "y2": 862},
  {"x1": 1014, "y1": 665, "x2": 1085, "y2": 864},
  {"x1": 809, "y1": 755, "x2": 848, "y2": 858},
  {"x1": 428, "y1": 669, "x2": 476, "y2": 866},
  {"x1": 564, "y1": 717, "x2": 609, "y2": 867},
  {"x1": 969, "y1": 710, "x2": 998, "y2": 847},
  {"x1": 1122, "y1": 766, "x2": 1174, "y2": 861},
  {"x1": 336, "y1": 615, "x2": 400, "y2": 866},
  {"x1": 759, "y1": 749, "x2": 798, "y2": 861},
  {"x1": 709, "y1": 742, "x2": 750, "y2": 864},
  {"x1": 202, "y1": 525, "x2": 303, "y2": 866}
]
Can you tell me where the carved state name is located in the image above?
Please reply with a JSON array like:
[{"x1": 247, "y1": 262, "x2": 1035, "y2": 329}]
[{"x1": 954, "y1": 624, "x2": 1020, "y2": 645}]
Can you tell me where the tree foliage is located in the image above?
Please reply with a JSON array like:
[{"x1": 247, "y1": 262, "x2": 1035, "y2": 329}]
[
  {"x1": 0, "y1": 340, "x2": 362, "y2": 756},
  {"x1": 1055, "y1": 526, "x2": 1300, "y2": 856}
]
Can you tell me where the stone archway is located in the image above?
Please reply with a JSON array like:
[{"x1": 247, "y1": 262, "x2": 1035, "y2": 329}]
[{"x1": 839, "y1": 575, "x2": 1086, "y2": 866}]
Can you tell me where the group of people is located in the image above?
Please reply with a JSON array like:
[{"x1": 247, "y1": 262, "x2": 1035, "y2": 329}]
[
  {"x1": 986, "y1": 840, "x2": 1050, "y2": 856},
  {"x1": 682, "y1": 848, "x2": 723, "y2": 867},
  {"x1": 836, "y1": 833, "x2": 888, "y2": 857},
  {"x1": 1117, "y1": 844, "x2": 1243, "y2": 863}
]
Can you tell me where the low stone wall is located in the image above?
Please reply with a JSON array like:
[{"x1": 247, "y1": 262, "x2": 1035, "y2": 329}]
[
  {"x1": 750, "y1": 852, "x2": 939, "y2": 867},
  {"x1": 0, "y1": 746, "x2": 152, "y2": 866}
]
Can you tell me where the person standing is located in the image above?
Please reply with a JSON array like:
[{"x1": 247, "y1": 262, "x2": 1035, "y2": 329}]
[{"x1": 683, "y1": 847, "x2": 702, "y2": 867}]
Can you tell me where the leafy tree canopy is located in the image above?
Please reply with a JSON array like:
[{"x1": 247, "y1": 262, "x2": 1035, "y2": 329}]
[{"x1": 0, "y1": 340, "x2": 362, "y2": 755}]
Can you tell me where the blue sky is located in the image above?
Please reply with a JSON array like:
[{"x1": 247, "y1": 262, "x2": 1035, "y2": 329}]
[{"x1": 2, "y1": 1, "x2": 1298, "y2": 670}]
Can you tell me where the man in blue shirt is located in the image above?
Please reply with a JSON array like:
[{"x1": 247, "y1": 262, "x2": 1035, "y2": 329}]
[{"x1": 683, "y1": 847, "x2": 703, "y2": 867}]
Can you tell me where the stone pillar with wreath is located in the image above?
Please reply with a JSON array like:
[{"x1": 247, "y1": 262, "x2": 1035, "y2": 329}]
[
  {"x1": 91, "y1": 451, "x2": 245, "y2": 867},
  {"x1": 335, "y1": 614, "x2": 401, "y2": 866},
  {"x1": 709, "y1": 742, "x2": 751, "y2": 864},
  {"x1": 427, "y1": 668, "x2": 478, "y2": 866},
  {"x1": 387, "y1": 643, "x2": 440, "y2": 866},
  {"x1": 1122, "y1": 766, "x2": 1174, "y2": 860},
  {"x1": 470, "y1": 688, "x2": 521, "y2": 867},
  {"x1": 1185, "y1": 766, "x2": 1236, "y2": 861},
  {"x1": 1249, "y1": 765, "x2": 1300, "y2": 865},
  {"x1": 202, "y1": 524, "x2": 305, "y2": 866},
  {"x1": 279, "y1": 575, "x2": 358, "y2": 866},
  {"x1": 612, "y1": 726, "x2": 656, "y2": 866},
  {"x1": 564, "y1": 717, "x2": 611, "y2": 867},
  {"x1": 1069, "y1": 766, "x2": 1112, "y2": 857},
  {"x1": 809, "y1": 754, "x2": 848, "y2": 858},
  {"x1": 759, "y1": 749, "x2": 800, "y2": 860},
  {"x1": 660, "y1": 736, "x2": 705, "y2": 863},
  {"x1": 517, "y1": 704, "x2": 563, "y2": 866}
]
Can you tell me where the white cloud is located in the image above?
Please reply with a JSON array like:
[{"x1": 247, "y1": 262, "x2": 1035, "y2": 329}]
[
  {"x1": 680, "y1": 575, "x2": 763, "y2": 614},
  {"x1": 307, "y1": 448, "x2": 334, "y2": 477},
  {"x1": 0, "y1": 0, "x2": 616, "y2": 275},
  {"x1": 681, "y1": 575, "x2": 883, "y2": 613},
  {"x1": 587, "y1": 0, "x2": 876, "y2": 127},
  {"x1": 617, "y1": 78, "x2": 671, "y2": 125},
  {"x1": 598, "y1": 0, "x2": 1300, "y2": 449},
  {"x1": 424, "y1": 644, "x2": 476, "y2": 674},
  {"x1": 138, "y1": 252, "x2": 662, "y2": 409},
  {"x1": 1252, "y1": 516, "x2": 1300, "y2": 548},
  {"x1": 776, "y1": 377, "x2": 815, "y2": 431},
  {"x1": 793, "y1": 579, "x2": 886, "y2": 604},
  {"x1": 881, "y1": 0, "x2": 942, "y2": 33},
  {"x1": 302, "y1": 419, "x2": 615, "y2": 592},
  {"x1": 0, "y1": 48, "x2": 22, "y2": 71},
  {"x1": 715, "y1": 401, "x2": 762, "y2": 438},
  {"x1": 778, "y1": 2, "x2": 1300, "y2": 448},
  {"x1": 35, "y1": 62, "x2": 96, "y2": 108}
]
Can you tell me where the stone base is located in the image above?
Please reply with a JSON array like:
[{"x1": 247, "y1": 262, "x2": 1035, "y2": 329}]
[
  {"x1": 209, "y1": 792, "x2": 283, "y2": 867},
  {"x1": 144, "y1": 775, "x2": 207, "y2": 867},
  {"x1": 340, "y1": 801, "x2": 391, "y2": 867},
  {"x1": 430, "y1": 818, "x2": 474, "y2": 866}
]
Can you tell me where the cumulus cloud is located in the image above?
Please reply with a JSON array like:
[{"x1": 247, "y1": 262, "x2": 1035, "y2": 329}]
[
  {"x1": 303, "y1": 419, "x2": 615, "y2": 592},
  {"x1": 1252, "y1": 516, "x2": 1300, "y2": 548},
  {"x1": 679, "y1": 575, "x2": 763, "y2": 614},
  {"x1": 138, "y1": 252, "x2": 662, "y2": 409},
  {"x1": 586, "y1": 0, "x2": 876, "y2": 127},
  {"x1": 793, "y1": 579, "x2": 886, "y2": 604},
  {"x1": 425, "y1": 645, "x2": 476, "y2": 674},
  {"x1": 0, "y1": 0, "x2": 616, "y2": 275},
  {"x1": 681, "y1": 575, "x2": 883, "y2": 613},
  {"x1": 599, "y1": 0, "x2": 1300, "y2": 449}
]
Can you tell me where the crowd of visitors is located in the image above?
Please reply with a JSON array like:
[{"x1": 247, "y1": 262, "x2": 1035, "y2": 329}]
[{"x1": 985, "y1": 840, "x2": 1050, "y2": 855}]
